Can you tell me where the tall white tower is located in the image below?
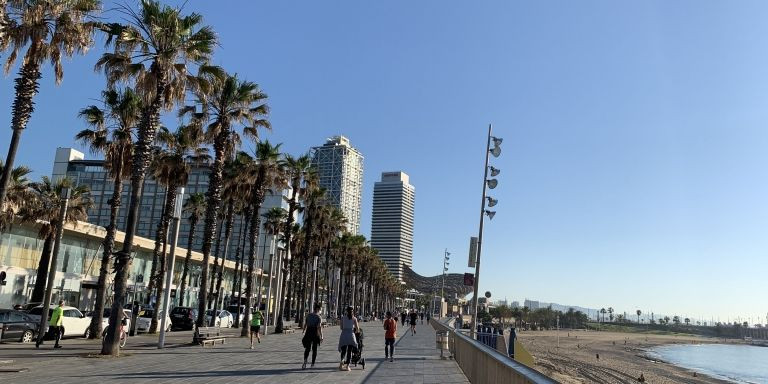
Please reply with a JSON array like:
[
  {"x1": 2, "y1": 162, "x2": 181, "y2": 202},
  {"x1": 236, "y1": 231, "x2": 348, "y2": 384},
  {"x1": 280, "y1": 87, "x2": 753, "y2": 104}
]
[
  {"x1": 311, "y1": 136, "x2": 364, "y2": 234},
  {"x1": 370, "y1": 171, "x2": 415, "y2": 281}
]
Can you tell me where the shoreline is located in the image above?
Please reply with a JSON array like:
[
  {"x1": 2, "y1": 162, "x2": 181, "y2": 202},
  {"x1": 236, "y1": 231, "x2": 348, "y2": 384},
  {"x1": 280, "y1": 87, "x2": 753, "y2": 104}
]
[{"x1": 517, "y1": 329, "x2": 736, "y2": 383}]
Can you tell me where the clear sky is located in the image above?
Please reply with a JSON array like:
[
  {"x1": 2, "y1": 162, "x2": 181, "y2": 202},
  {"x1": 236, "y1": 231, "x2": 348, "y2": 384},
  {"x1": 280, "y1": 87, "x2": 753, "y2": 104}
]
[{"x1": 1, "y1": 1, "x2": 767, "y2": 324}]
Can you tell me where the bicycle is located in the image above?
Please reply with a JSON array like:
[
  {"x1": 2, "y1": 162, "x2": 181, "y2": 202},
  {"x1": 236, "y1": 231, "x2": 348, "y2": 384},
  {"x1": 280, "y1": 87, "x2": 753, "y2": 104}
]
[{"x1": 102, "y1": 318, "x2": 127, "y2": 348}]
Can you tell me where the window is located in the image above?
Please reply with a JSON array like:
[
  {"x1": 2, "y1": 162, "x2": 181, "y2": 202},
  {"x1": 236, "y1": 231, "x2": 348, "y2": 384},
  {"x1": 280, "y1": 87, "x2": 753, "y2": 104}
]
[
  {"x1": 64, "y1": 309, "x2": 81, "y2": 318},
  {"x1": 10, "y1": 312, "x2": 25, "y2": 322}
]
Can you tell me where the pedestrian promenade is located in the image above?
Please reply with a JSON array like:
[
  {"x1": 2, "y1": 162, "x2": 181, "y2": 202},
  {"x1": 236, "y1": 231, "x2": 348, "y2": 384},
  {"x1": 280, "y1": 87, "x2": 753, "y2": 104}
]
[{"x1": 0, "y1": 319, "x2": 468, "y2": 384}]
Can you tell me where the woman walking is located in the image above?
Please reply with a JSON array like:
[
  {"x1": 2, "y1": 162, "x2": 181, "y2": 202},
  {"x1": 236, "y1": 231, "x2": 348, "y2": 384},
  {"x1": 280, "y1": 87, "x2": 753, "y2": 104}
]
[
  {"x1": 409, "y1": 309, "x2": 418, "y2": 336},
  {"x1": 383, "y1": 311, "x2": 397, "y2": 362},
  {"x1": 302, "y1": 303, "x2": 324, "y2": 369},
  {"x1": 338, "y1": 306, "x2": 359, "y2": 371}
]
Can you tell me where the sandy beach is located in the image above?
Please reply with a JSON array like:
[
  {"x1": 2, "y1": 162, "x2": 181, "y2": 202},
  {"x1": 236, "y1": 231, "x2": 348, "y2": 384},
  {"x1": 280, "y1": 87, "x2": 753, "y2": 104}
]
[{"x1": 517, "y1": 329, "x2": 736, "y2": 383}]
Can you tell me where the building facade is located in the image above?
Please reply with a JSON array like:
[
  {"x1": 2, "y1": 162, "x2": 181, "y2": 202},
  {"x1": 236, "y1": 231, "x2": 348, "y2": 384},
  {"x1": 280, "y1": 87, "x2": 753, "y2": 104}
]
[
  {"x1": 370, "y1": 171, "x2": 414, "y2": 281},
  {"x1": 52, "y1": 147, "x2": 289, "y2": 270},
  {"x1": 310, "y1": 136, "x2": 364, "y2": 234}
]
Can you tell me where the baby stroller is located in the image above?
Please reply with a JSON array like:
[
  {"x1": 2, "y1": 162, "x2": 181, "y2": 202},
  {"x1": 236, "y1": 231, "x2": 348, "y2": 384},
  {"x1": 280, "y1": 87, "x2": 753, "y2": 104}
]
[{"x1": 350, "y1": 328, "x2": 366, "y2": 369}]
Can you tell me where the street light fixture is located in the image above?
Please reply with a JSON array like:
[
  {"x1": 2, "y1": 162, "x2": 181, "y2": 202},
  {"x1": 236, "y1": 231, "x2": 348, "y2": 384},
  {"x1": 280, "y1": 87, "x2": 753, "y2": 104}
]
[{"x1": 471, "y1": 124, "x2": 503, "y2": 337}]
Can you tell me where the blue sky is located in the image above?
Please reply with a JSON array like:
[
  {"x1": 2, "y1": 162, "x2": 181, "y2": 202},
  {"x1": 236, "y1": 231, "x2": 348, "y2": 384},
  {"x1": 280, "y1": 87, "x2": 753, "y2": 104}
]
[{"x1": 2, "y1": 1, "x2": 767, "y2": 324}]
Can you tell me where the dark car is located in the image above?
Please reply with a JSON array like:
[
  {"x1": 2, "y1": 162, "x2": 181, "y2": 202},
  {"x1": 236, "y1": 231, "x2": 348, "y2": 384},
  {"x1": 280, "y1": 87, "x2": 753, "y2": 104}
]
[
  {"x1": 0, "y1": 309, "x2": 37, "y2": 343},
  {"x1": 170, "y1": 307, "x2": 198, "y2": 330}
]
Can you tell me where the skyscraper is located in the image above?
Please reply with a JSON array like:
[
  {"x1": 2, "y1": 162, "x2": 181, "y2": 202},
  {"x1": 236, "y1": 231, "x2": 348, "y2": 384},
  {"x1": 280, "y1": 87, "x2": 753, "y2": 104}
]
[
  {"x1": 311, "y1": 136, "x2": 364, "y2": 234},
  {"x1": 370, "y1": 171, "x2": 414, "y2": 281}
]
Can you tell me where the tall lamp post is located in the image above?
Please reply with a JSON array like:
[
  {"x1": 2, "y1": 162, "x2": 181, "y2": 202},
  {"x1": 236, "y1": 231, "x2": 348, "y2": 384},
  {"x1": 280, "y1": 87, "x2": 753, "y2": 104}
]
[
  {"x1": 440, "y1": 249, "x2": 450, "y2": 317},
  {"x1": 308, "y1": 254, "x2": 319, "y2": 314},
  {"x1": 158, "y1": 188, "x2": 184, "y2": 349},
  {"x1": 35, "y1": 186, "x2": 71, "y2": 347},
  {"x1": 470, "y1": 124, "x2": 502, "y2": 336}
]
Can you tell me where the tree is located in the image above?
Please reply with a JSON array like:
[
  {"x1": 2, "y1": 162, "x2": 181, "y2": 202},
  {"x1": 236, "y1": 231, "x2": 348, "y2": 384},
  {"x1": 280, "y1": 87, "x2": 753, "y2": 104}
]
[
  {"x1": 664, "y1": 316, "x2": 670, "y2": 325},
  {"x1": 147, "y1": 124, "x2": 207, "y2": 333},
  {"x1": 672, "y1": 315, "x2": 680, "y2": 325},
  {"x1": 178, "y1": 192, "x2": 205, "y2": 307},
  {"x1": 97, "y1": 0, "x2": 216, "y2": 356},
  {"x1": 607, "y1": 307, "x2": 614, "y2": 322},
  {"x1": 600, "y1": 308, "x2": 606, "y2": 323},
  {"x1": 0, "y1": 0, "x2": 101, "y2": 207},
  {"x1": 240, "y1": 141, "x2": 282, "y2": 337},
  {"x1": 0, "y1": 160, "x2": 32, "y2": 231},
  {"x1": 636, "y1": 309, "x2": 642, "y2": 324},
  {"x1": 22, "y1": 177, "x2": 90, "y2": 302},
  {"x1": 75, "y1": 88, "x2": 140, "y2": 338},
  {"x1": 183, "y1": 73, "x2": 270, "y2": 334}
]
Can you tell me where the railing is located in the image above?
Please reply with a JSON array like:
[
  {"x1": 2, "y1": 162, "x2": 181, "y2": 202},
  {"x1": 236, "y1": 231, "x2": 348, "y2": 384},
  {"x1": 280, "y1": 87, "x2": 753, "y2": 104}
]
[{"x1": 432, "y1": 318, "x2": 557, "y2": 384}]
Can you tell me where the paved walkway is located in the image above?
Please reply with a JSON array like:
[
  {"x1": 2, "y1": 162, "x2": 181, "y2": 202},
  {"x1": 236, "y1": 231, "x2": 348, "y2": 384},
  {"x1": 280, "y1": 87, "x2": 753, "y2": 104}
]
[{"x1": 0, "y1": 319, "x2": 468, "y2": 384}]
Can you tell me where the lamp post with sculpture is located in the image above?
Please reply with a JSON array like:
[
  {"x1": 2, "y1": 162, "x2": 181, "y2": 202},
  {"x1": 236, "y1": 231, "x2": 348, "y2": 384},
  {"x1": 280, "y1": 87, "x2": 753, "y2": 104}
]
[{"x1": 470, "y1": 124, "x2": 502, "y2": 337}]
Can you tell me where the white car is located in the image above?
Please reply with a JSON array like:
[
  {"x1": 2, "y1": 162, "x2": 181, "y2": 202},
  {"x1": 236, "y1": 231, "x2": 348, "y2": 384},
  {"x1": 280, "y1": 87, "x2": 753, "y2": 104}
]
[
  {"x1": 27, "y1": 306, "x2": 94, "y2": 338},
  {"x1": 205, "y1": 309, "x2": 233, "y2": 328},
  {"x1": 136, "y1": 309, "x2": 172, "y2": 333}
]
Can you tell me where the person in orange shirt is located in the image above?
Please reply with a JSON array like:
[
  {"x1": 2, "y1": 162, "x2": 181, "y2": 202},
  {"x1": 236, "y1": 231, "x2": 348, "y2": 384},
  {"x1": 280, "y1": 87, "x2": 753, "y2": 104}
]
[{"x1": 383, "y1": 311, "x2": 397, "y2": 362}]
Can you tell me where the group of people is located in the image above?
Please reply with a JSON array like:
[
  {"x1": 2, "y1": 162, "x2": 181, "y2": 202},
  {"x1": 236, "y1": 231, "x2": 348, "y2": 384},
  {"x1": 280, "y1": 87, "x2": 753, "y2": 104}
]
[{"x1": 250, "y1": 305, "x2": 425, "y2": 371}]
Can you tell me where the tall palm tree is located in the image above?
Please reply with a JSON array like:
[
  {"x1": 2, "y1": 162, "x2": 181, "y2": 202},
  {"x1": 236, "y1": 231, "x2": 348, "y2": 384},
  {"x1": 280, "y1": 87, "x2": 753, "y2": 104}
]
[
  {"x1": 76, "y1": 87, "x2": 140, "y2": 339},
  {"x1": 0, "y1": 160, "x2": 32, "y2": 231},
  {"x1": 0, "y1": 0, "x2": 101, "y2": 207},
  {"x1": 22, "y1": 177, "x2": 90, "y2": 302},
  {"x1": 183, "y1": 73, "x2": 270, "y2": 331},
  {"x1": 240, "y1": 141, "x2": 282, "y2": 337},
  {"x1": 97, "y1": 0, "x2": 216, "y2": 355},
  {"x1": 178, "y1": 192, "x2": 205, "y2": 307},
  {"x1": 147, "y1": 125, "x2": 207, "y2": 333},
  {"x1": 274, "y1": 154, "x2": 310, "y2": 332},
  {"x1": 261, "y1": 206, "x2": 285, "y2": 325}
]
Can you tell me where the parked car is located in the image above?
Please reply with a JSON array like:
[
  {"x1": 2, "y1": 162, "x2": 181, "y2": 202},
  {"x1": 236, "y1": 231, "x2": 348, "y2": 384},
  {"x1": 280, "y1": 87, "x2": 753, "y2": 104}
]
[
  {"x1": 136, "y1": 309, "x2": 172, "y2": 333},
  {"x1": 169, "y1": 307, "x2": 198, "y2": 330},
  {"x1": 205, "y1": 309, "x2": 233, "y2": 328},
  {"x1": 26, "y1": 306, "x2": 94, "y2": 338},
  {"x1": 0, "y1": 309, "x2": 37, "y2": 343}
]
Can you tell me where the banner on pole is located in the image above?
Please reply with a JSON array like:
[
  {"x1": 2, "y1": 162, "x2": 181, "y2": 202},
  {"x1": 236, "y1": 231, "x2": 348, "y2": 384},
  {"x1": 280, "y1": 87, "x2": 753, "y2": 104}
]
[
  {"x1": 463, "y1": 273, "x2": 474, "y2": 286},
  {"x1": 468, "y1": 237, "x2": 478, "y2": 268}
]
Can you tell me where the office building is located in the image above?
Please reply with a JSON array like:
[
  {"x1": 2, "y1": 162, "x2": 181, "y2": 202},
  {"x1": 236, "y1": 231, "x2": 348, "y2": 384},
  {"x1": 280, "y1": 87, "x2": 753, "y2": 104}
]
[
  {"x1": 311, "y1": 136, "x2": 364, "y2": 234},
  {"x1": 370, "y1": 171, "x2": 414, "y2": 281}
]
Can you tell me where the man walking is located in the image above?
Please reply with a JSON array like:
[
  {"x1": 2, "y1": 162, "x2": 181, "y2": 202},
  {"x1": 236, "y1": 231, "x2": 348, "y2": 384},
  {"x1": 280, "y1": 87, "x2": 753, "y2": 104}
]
[{"x1": 47, "y1": 300, "x2": 64, "y2": 348}]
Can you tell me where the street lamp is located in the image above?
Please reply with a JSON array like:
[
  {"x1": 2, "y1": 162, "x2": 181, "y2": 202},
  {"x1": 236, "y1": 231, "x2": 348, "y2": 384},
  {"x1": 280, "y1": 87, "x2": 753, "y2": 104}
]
[
  {"x1": 471, "y1": 124, "x2": 503, "y2": 337},
  {"x1": 36, "y1": 186, "x2": 71, "y2": 348},
  {"x1": 308, "y1": 254, "x2": 319, "y2": 315},
  {"x1": 158, "y1": 187, "x2": 184, "y2": 349},
  {"x1": 440, "y1": 249, "x2": 450, "y2": 317}
]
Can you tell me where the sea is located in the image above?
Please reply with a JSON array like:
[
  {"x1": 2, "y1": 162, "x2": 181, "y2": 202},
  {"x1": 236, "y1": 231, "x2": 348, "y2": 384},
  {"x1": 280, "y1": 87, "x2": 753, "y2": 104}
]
[{"x1": 650, "y1": 344, "x2": 768, "y2": 384}]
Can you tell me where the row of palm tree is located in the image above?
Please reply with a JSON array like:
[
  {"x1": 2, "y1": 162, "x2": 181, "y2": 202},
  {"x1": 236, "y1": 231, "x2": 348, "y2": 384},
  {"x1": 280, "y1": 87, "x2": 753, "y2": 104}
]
[{"x1": 0, "y1": 0, "x2": 404, "y2": 357}]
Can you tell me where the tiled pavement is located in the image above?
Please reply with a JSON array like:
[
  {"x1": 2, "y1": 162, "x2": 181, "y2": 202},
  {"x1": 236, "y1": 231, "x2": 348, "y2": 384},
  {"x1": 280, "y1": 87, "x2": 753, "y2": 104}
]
[{"x1": 0, "y1": 319, "x2": 468, "y2": 384}]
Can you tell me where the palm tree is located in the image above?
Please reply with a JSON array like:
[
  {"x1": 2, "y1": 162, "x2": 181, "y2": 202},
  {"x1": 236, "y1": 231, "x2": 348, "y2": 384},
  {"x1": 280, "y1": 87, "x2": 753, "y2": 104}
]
[
  {"x1": 240, "y1": 142, "x2": 282, "y2": 337},
  {"x1": 76, "y1": 88, "x2": 140, "y2": 339},
  {"x1": 260, "y1": 206, "x2": 285, "y2": 326},
  {"x1": 0, "y1": 160, "x2": 32, "y2": 231},
  {"x1": 0, "y1": 0, "x2": 101, "y2": 207},
  {"x1": 600, "y1": 308, "x2": 607, "y2": 323},
  {"x1": 607, "y1": 307, "x2": 614, "y2": 323},
  {"x1": 97, "y1": 0, "x2": 216, "y2": 356},
  {"x1": 183, "y1": 73, "x2": 270, "y2": 332},
  {"x1": 22, "y1": 177, "x2": 90, "y2": 302},
  {"x1": 275, "y1": 154, "x2": 310, "y2": 332},
  {"x1": 146, "y1": 125, "x2": 207, "y2": 333},
  {"x1": 636, "y1": 309, "x2": 642, "y2": 324},
  {"x1": 178, "y1": 192, "x2": 205, "y2": 307}
]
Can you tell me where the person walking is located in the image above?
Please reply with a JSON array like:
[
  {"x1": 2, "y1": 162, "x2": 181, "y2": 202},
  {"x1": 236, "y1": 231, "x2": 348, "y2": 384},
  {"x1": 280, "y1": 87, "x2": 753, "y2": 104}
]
[
  {"x1": 419, "y1": 311, "x2": 424, "y2": 324},
  {"x1": 338, "y1": 306, "x2": 359, "y2": 371},
  {"x1": 249, "y1": 310, "x2": 263, "y2": 349},
  {"x1": 302, "y1": 303, "x2": 324, "y2": 369},
  {"x1": 401, "y1": 311, "x2": 407, "y2": 327},
  {"x1": 41, "y1": 300, "x2": 64, "y2": 349},
  {"x1": 409, "y1": 309, "x2": 418, "y2": 336},
  {"x1": 383, "y1": 311, "x2": 397, "y2": 362}
]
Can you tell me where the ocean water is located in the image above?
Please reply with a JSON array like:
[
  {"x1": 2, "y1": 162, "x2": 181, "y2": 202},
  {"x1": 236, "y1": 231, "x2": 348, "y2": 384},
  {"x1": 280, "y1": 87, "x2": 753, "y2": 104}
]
[{"x1": 650, "y1": 344, "x2": 768, "y2": 383}]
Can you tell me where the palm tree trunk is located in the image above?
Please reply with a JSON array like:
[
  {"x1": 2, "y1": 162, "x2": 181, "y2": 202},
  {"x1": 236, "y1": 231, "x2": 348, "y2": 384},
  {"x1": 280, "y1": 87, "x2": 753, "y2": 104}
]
[
  {"x1": 275, "y1": 188, "x2": 298, "y2": 334},
  {"x1": 242, "y1": 171, "x2": 266, "y2": 337},
  {"x1": 208, "y1": 216, "x2": 224, "y2": 312},
  {"x1": 178, "y1": 215, "x2": 197, "y2": 308},
  {"x1": 146, "y1": 188, "x2": 167, "y2": 305},
  {"x1": 0, "y1": 63, "x2": 41, "y2": 206},
  {"x1": 30, "y1": 234, "x2": 54, "y2": 303},
  {"x1": 214, "y1": 203, "x2": 234, "y2": 313},
  {"x1": 232, "y1": 210, "x2": 250, "y2": 328},
  {"x1": 89, "y1": 164, "x2": 124, "y2": 338},
  {"x1": 149, "y1": 185, "x2": 176, "y2": 333},
  {"x1": 196, "y1": 127, "x2": 229, "y2": 332},
  {"x1": 103, "y1": 71, "x2": 166, "y2": 356}
]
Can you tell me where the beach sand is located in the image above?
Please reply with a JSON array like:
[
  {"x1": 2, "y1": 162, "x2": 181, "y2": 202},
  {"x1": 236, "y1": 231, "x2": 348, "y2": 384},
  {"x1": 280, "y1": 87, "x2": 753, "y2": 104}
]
[{"x1": 517, "y1": 329, "x2": 735, "y2": 383}]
